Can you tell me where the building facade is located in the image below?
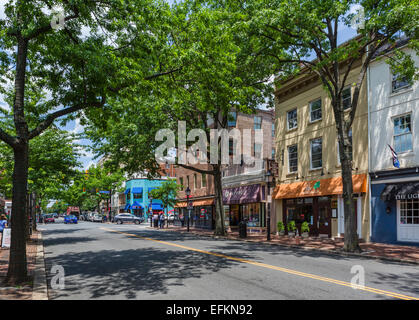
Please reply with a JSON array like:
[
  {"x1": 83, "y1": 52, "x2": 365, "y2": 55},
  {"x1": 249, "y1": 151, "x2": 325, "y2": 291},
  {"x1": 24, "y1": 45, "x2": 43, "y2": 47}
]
[
  {"x1": 174, "y1": 109, "x2": 277, "y2": 233},
  {"x1": 221, "y1": 109, "x2": 276, "y2": 233},
  {"x1": 123, "y1": 178, "x2": 175, "y2": 218},
  {"x1": 369, "y1": 46, "x2": 419, "y2": 245},
  {"x1": 273, "y1": 58, "x2": 370, "y2": 240}
]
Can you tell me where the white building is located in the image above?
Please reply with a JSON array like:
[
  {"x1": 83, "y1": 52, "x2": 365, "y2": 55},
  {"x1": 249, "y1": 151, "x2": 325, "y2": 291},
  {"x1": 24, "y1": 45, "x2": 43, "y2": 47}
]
[{"x1": 368, "y1": 43, "x2": 419, "y2": 244}]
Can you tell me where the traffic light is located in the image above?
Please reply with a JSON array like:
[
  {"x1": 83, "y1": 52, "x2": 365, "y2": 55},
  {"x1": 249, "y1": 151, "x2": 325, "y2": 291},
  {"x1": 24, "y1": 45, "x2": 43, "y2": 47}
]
[{"x1": 96, "y1": 188, "x2": 100, "y2": 195}]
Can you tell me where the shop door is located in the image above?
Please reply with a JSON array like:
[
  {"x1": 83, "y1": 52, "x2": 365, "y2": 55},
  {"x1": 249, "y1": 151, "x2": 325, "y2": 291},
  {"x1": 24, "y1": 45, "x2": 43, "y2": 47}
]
[{"x1": 317, "y1": 197, "x2": 331, "y2": 236}]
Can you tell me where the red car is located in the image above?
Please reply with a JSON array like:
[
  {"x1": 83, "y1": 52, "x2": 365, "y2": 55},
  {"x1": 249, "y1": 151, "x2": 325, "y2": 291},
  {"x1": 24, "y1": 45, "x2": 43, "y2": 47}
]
[{"x1": 44, "y1": 214, "x2": 55, "y2": 223}]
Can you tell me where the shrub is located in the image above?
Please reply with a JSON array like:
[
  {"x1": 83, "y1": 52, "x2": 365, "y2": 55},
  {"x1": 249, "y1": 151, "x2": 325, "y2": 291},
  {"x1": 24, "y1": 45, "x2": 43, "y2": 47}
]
[{"x1": 301, "y1": 221, "x2": 310, "y2": 233}]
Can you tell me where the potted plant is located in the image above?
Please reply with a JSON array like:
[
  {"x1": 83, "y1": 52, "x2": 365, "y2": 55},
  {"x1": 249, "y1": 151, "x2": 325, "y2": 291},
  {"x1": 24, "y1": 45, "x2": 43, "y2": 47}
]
[
  {"x1": 301, "y1": 221, "x2": 310, "y2": 238},
  {"x1": 277, "y1": 221, "x2": 285, "y2": 236},
  {"x1": 287, "y1": 221, "x2": 296, "y2": 237}
]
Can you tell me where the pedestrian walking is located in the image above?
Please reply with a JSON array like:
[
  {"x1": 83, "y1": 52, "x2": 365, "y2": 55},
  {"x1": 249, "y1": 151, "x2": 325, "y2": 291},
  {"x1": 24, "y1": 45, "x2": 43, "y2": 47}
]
[
  {"x1": 159, "y1": 213, "x2": 164, "y2": 229},
  {"x1": 0, "y1": 214, "x2": 8, "y2": 247}
]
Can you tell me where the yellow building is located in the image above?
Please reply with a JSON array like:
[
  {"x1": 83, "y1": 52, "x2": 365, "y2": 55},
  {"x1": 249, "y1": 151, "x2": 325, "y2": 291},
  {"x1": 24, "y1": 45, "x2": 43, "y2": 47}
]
[{"x1": 272, "y1": 58, "x2": 370, "y2": 241}]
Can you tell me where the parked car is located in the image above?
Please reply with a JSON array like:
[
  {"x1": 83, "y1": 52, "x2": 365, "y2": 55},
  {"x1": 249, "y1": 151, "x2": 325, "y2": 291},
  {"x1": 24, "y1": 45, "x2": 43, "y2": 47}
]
[
  {"x1": 168, "y1": 214, "x2": 175, "y2": 221},
  {"x1": 114, "y1": 213, "x2": 143, "y2": 225},
  {"x1": 64, "y1": 215, "x2": 78, "y2": 224},
  {"x1": 92, "y1": 213, "x2": 103, "y2": 223},
  {"x1": 44, "y1": 214, "x2": 55, "y2": 223}
]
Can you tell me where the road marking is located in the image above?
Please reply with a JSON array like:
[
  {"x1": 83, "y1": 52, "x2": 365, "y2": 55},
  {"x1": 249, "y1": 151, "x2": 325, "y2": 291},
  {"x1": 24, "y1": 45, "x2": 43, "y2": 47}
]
[{"x1": 100, "y1": 227, "x2": 419, "y2": 300}]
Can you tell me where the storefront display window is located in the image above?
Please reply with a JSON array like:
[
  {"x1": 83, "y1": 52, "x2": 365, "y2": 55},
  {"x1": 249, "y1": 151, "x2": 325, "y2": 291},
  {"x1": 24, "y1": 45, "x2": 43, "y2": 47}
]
[
  {"x1": 242, "y1": 203, "x2": 261, "y2": 227},
  {"x1": 230, "y1": 205, "x2": 240, "y2": 226},
  {"x1": 400, "y1": 199, "x2": 419, "y2": 224},
  {"x1": 286, "y1": 198, "x2": 314, "y2": 224}
]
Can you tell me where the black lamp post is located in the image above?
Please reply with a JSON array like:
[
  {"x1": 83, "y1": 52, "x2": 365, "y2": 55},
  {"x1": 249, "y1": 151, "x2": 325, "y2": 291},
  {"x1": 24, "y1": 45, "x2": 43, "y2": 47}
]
[
  {"x1": 185, "y1": 187, "x2": 191, "y2": 232},
  {"x1": 149, "y1": 194, "x2": 153, "y2": 227},
  {"x1": 265, "y1": 169, "x2": 275, "y2": 241}
]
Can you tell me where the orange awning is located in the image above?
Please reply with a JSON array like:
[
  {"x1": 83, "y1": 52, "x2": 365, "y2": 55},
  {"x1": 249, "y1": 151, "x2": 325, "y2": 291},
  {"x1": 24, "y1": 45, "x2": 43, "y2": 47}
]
[
  {"x1": 273, "y1": 174, "x2": 367, "y2": 199},
  {"x1": 175, "y1": 198, "x2": 214, "y2": 208}
]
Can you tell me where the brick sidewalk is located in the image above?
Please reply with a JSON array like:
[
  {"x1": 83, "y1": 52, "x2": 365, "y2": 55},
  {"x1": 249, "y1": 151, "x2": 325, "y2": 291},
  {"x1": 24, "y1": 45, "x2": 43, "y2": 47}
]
[
  {"x1": 0, "y1": 231, "x2": 40, "y2": 300},
  {"x1": 151, "y1": 224, "x2": 419, "y2": 264}
]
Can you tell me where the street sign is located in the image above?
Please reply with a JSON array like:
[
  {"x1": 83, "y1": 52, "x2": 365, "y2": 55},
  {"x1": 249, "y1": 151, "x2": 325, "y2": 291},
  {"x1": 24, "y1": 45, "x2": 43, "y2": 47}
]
[{"x1": 187, "y1": 202, "x2": 193, "y2": 210}]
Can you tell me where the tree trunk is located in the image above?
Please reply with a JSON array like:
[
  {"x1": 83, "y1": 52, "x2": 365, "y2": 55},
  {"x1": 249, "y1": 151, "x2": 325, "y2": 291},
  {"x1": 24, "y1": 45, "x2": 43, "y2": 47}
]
[
  {"x1": 213, "y1": 165, "x2": 226, "y2": 236},
  {"x1": 6, "y1": 143, "x2": 29, "y2": 285}
]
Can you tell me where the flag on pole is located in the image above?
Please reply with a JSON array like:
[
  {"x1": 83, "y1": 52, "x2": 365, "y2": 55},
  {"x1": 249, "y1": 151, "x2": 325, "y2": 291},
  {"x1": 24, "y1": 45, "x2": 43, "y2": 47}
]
[{"x1": 388, "y1": 144, "x2": 400, "y2": 168}]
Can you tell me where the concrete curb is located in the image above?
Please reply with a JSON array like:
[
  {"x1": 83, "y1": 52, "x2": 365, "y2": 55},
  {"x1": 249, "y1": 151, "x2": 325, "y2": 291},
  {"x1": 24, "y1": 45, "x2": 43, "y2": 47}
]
[
  {"x1": 32, "y1": 232, "x2": 48, "y2": 300},
  {"x1": 148, "y1": 227, "x2": 419, "y2": 266}
]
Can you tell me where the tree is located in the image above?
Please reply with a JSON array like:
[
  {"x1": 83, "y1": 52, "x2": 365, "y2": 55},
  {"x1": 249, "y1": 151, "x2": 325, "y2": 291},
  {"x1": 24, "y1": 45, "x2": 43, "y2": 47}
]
[
  {"x1": 149, "y1": 179, "x2": 181, "y2": 220},
  {"x1": 232, "y1": 0, "x2": 419, "y2": 251},
  {"x1": 87, "y1": 0, "x2": 274, "y2": 236},
  {"x1": 0, "y1": 0, "x2": 173, "y2": 284},
  {"x1": 0, "y1": 126, "x2": 81, "y2": 233}
]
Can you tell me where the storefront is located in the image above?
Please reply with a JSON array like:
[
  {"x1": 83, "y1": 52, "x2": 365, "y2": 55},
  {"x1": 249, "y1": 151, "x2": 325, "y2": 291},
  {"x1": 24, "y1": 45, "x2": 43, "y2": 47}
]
[
  {"x1": 371, "y1": 170, "x2": 419, "y2": 245},
  {"x1": 175, "y1": 198, "x2": 215, "y2": 230},
  {"x1": 222, "y1": 184, "x2": 266, "y2": 232},
  {"x1": 274, "y1": 174, "x2": 368, "y2": 239}
]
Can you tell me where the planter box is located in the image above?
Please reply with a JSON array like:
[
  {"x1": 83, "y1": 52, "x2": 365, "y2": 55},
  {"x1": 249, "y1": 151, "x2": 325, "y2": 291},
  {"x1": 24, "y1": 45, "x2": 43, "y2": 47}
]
[
  {"x1": 288, "y1": 232, "x2": 295, "y2": 237},
  {"x1": 301, "y1": 232, "x2": 309, "y2": 238}
]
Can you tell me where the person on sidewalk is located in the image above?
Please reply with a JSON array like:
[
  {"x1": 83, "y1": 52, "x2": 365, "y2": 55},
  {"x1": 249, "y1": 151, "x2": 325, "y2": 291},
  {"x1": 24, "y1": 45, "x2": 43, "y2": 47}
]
[
  {"x1": 159, "y1": 213, "x2": 164, "y2": 229},
  {"x1": 0, "y1": 214, "x2": 8, "y2": 247}
]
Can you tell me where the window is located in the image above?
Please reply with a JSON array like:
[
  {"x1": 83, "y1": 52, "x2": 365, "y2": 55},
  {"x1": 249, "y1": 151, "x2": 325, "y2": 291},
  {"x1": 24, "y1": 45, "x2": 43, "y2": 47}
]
[
  {"x1": 133, "y1": 193, "x2": 143, "y2": 199},
  {"x1": 228, "y1": 112, "x2": 237, "y2": 127},
  {"x1": 254, "y1": 116, "x2": 262, "y2": 130},
  {"x1": 393, "y1": 114, "x2": 412, "y2": 153},
  {"x1": 179, "y1": 177, "x2": 184, "y2": 190},
  {"x1": 271, "y1": 148, "x2": 275, "y2": 160},
  {"x1": 309, "y1": 99, "x2": 322, "y2": 122},
  {"x1": 342, "y1": 87, "x2": 351, "y2": 110},
  {"x1": 229, "y1": 138, "x2": 234, "y2": 156},
  {"x1": 287, "y1": 109, "x2": 297, "y2": 130},
  {"x1": 201, "y1": 173, "x2": 207, "y2": 188},
  {"x1": 288, "y1": 145, "x2": 298, "y2": 173},
  {"x1": 392, "y1": 73, "x2": 411, "y2": 93},
  {"x1": 272, "y1": 123, "x2": 275, "y2": 137},
  {"x1": 400, "y1": 199, "x2": 419, "y2": 225},
  {"x1": 254, "y1": 143, "x2": 262, "y2": 158},
  {"x1": 186, "y1": 176, "x2": 190, "y2": 187},
  {"x1": 310, "y1": 138, "x2": 322, "y2": 169},
  {"x1": 337, "y1": 129, "x2": 353, "y2": 165},
  {"x1": 194, "y1": 173, "x2": 197, "y2": 189}
]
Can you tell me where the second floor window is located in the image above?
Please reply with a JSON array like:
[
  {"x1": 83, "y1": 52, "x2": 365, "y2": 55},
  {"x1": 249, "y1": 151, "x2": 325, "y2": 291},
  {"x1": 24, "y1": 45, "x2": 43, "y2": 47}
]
[
  {"x1": 394, "y1": 114, "x2": 412, "y2": 153},
  {"x1": 201, "y1": 173, "x2": 207, "y2": 188},
  {"x1": 310, "y1": 99, "x2": 322, "y2": 122},
  {"x1": 254, "y1": 143, "x2": 262, "y2": 158},
  {"x1": 133, "y1": 193, "x2": 142, "y2": 199},
  {"x1": 272, "y1": 148, "x2": 275, "y2": 160},
  {"x1": 288, "y1": 145, "x2": 298, "y2": 173},
  {"x1": 194, "y1": 173, "x2": 198, "y2": 189},
  {"x1": 392, "y1": 73, "x2": 411, "y2": 93},
  {"x1": 228, "y1": 112, "x2": 237, "y2": 127},
  {"x1": 342, "y1": 87, "x2": 352, "y2": 110},
  {"x1": 310, "y1": 138, "x2": 322, "y2": 169},
  {"x1": 254, "y1": 116, "x2": 262, "y2": 130},
  {"x1": 287, "y1": 109, "x2": 297, "y2": 130}
]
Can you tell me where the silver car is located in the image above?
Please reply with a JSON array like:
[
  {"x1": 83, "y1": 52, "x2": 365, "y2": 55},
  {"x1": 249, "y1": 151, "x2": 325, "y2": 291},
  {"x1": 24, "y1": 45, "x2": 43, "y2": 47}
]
[{"x1": 114, "y1": 213, "x2": 143, "y2": 225}]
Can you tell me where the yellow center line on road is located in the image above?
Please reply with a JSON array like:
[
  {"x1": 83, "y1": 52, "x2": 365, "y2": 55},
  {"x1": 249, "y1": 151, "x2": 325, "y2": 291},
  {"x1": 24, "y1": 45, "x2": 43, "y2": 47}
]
[{"x1": 100, "y1": 227, "x2": 419, "y2": 301}]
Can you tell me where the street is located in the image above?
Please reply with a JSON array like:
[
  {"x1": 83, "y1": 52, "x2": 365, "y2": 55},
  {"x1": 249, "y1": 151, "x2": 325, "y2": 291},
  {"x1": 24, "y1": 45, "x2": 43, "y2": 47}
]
[{"x1": 39, "y1": 220, "x2": 419, "y2": 300}]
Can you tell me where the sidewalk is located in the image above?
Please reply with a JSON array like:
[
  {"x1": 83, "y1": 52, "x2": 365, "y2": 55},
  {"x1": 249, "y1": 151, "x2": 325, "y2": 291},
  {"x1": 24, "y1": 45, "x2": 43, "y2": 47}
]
[
  {"x1": 0, "y1": 231, "x2": 40, "y2": 300},
  {"x1": 150, "y1": 224, "x2": 419, "y2": 265}
]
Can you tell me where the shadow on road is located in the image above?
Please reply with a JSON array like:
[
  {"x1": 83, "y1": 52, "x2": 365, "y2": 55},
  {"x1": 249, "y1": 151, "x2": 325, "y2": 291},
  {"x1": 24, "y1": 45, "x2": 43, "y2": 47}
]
[{"x1": 45, "y1": 246, "x2": 248, "y2": 299}]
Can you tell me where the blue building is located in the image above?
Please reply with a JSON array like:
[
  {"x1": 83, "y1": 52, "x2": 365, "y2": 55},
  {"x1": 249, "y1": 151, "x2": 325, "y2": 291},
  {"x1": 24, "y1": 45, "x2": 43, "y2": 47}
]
[{"x1": 123, "y1": 179, "x2": 173, "y2": 219}]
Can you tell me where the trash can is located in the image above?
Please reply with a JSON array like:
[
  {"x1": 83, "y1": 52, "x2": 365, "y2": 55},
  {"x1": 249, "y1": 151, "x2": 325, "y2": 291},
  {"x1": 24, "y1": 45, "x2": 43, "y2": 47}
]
[{"x1": 239, "y1": 220, "x2": 247, "y2": 238}]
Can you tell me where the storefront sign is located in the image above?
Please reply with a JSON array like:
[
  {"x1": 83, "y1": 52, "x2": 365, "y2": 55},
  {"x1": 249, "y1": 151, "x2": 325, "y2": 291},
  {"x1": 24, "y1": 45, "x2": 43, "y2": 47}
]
[
  {"x1": 395, "y1": 193, "x2": 419, "y2": 200},
  {"x1": 223, "y1": 184, "x2": 261, "y2": 204},
  {"x1": 1, "y1": 228, "x2": 11, "y2": 248}
]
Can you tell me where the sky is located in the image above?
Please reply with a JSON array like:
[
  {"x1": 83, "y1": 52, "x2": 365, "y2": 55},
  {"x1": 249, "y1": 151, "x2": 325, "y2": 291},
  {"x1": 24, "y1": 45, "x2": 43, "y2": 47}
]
[{"x1": 0, "y1": 0, "x2": 358, "y2": 171}]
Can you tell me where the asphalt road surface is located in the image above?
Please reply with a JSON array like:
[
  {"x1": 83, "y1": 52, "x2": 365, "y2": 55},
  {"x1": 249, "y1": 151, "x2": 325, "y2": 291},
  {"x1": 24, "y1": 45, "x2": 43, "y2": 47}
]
[{"x1": 39, "y1": 220, "x2": 419, "y2": 300}]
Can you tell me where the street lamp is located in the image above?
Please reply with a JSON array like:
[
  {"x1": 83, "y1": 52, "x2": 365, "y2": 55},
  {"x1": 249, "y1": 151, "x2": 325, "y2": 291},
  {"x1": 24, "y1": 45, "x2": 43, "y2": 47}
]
[
  {"x1": 149, "y1": 194, "x2": 153, "y2": 227},
  {"x1": 185, "y1": 187, "x2": 191, "y2": 232},
  {"x1": 264, "y1": 169, "x2": 275, "y2": 241}
]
